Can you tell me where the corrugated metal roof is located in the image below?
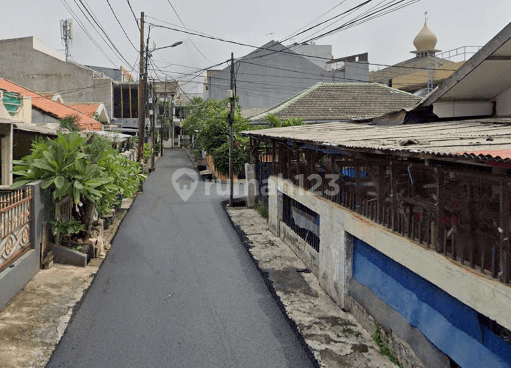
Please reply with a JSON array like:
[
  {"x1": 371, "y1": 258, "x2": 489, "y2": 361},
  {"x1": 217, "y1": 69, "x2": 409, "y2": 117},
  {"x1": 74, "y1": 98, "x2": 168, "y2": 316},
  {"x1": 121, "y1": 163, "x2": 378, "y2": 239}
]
[
  {"x1": 14, "y1": 123, "x2": 60, "y2": 136},
  {"x1": 242, "y1": 118, "x2": 511, "y2": 162}
]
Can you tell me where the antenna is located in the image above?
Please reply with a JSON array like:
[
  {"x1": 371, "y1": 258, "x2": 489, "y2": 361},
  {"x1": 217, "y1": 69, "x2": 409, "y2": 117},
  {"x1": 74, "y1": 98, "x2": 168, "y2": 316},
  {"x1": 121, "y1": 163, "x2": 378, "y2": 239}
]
[{"x1": 60, "y1": 19, "x2": 73, "y2": 60}]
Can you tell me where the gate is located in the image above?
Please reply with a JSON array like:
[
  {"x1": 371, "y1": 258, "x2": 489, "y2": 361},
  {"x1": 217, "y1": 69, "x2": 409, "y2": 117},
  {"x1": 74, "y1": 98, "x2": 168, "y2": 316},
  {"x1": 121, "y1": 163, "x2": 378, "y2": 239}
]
[{"x1": 0, "y1": 187, "x2": 32, "y2": 272}]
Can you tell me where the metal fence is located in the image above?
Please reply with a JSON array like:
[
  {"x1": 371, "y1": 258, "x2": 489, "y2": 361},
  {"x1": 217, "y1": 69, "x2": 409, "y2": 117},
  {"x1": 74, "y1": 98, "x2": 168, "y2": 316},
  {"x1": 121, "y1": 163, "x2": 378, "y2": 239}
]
[
  {"x1": 0, "y1": 187, "x2": 32, "y2": 272},
  {"x1": 282, "y1": 194, "x2": 320, "y2": 252},
  {"x1": 250, "y1": 139, "x2": 511, "y2": 285}
]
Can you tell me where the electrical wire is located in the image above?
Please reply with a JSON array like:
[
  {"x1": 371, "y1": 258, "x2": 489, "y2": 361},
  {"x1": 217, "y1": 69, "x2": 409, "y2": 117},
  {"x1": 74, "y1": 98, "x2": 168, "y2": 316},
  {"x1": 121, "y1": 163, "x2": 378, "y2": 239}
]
[
  {"x1": 303, "y1": 0, "x2": 421, "y2": 43},
  {"x1": 126, "y1": 0, "x2": 140, "y2": 30},
  {"x1": 164, "y1": 0, "x2": 213, "y2": 62},
  {"x1": 106, "y1": 0, "x2": 138, "y2": 51},
  {"x1": 76, "y1": 0, "x2": 133, "y2": 66},
  {"x1": 280, "y1": 0, "x2": 349, "y2": 43},
  {"x1": 60, "y1": 0, "x2": 118, "y2": 67},
  {"x1": 147, "y1": 21, "x2": 459, "y2": 73}
]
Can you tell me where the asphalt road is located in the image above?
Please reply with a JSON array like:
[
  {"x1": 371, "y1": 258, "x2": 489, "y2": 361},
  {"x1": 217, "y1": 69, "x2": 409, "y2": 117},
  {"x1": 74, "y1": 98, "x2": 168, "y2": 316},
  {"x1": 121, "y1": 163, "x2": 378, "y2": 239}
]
[{"x1": 47, "y1": 149, "x2": 315, "y2": 368}]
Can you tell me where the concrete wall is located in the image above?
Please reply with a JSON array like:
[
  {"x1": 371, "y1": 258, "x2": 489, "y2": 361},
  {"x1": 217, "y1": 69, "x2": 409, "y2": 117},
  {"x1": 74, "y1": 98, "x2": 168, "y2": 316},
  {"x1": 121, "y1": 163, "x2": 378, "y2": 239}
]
[
  {"x1": 31, "y1": 108, "x2": 60, "y2": 125},
  {"x1": 204, "y1": 42, "x2": 365, "y2": 109},
  {"x1": 268, "y1": 175, "x2": 511, "y2": 367},
  {"x1": 0, "y1": 181, "x2": 47, "y2": 312},
  {"x1": 432, "y1": 101, "x2": 493, "y2": 118},
  {"x1": 0, "y1": 37, "x2": 114, "y2": 118},
  {"x1": 288, "y1": 44, "x2": 333, "y2": 71},
  {"x1": 496, "y1": 85, "x2": 511, "y2": 116}
]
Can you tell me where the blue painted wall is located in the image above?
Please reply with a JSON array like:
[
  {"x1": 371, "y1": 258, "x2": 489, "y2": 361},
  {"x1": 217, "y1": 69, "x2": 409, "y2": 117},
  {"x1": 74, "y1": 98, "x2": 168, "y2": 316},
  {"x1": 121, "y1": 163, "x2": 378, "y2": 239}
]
[{"x1": 353, "y1": 237, "x2": 511, "y2": 368}]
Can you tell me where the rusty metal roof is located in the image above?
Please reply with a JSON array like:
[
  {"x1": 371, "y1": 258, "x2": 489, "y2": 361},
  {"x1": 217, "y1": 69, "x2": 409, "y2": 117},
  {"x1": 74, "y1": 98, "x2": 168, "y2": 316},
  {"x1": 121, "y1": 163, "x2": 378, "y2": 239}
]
[{"x1": 242, "y1": 118, "x2": 511, "y2": 162}]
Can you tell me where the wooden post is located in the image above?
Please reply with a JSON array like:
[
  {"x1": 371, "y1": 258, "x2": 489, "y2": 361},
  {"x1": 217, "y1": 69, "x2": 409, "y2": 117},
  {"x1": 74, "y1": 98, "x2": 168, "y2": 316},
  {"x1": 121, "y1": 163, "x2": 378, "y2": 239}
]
[
  {"x1": 499, "y1": 179, "x2": 509, "y2": 282},
  {"x1": 435, "y1": 167, "x2": 443, "y2": 253},
  {"x1": 129, "y1": 85, "x2": 133, "y2": 119},
  {"x1": 377, "y1": 160, "x2": 386, "y2": 224},
  {"x1": 120, "y1": 86, "x2": 124, "y2": 119}
]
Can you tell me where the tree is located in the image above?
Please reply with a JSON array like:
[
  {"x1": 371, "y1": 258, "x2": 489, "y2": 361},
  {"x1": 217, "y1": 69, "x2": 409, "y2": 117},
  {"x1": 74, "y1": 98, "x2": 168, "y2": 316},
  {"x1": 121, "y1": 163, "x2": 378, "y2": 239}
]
[{"x1": 182, "y1": 97, "x2": 251, "y2": 176}]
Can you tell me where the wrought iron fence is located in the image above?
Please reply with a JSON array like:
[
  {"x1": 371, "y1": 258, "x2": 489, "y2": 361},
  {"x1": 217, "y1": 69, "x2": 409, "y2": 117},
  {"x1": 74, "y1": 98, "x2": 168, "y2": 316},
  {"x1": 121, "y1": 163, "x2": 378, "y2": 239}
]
[{"x1": 0, "y1": 187, "x2": 32, "y2": 272}]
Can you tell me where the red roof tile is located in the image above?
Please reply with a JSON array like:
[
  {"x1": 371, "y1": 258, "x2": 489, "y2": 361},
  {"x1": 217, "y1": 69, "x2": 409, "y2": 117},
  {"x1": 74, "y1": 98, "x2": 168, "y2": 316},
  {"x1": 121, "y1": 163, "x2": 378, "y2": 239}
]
[
  {"x1": 0, "y1": 79, "x2": 102, "y2": 131},
  {"x1": 66, "y1": 103, "x2": 101, "y2": 119},
  {"x1": 461, "y1": 150, "x2": 511, "y2": 160}
]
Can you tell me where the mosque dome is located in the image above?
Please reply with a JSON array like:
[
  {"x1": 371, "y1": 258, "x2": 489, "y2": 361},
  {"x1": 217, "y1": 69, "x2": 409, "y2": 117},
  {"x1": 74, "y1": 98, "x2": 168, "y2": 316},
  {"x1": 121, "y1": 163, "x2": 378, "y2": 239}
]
[{"x1": 411, "y1": 21, "x2": 440, "y2": 56}]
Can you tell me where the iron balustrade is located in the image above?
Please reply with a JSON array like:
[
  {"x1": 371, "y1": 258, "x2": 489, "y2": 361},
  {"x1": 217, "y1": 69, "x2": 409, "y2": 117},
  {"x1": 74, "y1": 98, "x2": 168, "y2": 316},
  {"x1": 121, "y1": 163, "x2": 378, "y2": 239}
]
[{"x1": 0, "y1": 187, "x2": 32, "y2": 272}]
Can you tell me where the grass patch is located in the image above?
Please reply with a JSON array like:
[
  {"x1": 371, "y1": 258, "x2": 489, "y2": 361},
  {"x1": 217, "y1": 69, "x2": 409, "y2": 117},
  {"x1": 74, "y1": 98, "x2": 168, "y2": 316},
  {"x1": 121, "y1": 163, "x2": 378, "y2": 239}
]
[
  {"x1": 255, "y1": 199, "x2": 268, "y2": 219},
  {"x1": 372, "y1": 325, "x2": 404, "y2": 368}
]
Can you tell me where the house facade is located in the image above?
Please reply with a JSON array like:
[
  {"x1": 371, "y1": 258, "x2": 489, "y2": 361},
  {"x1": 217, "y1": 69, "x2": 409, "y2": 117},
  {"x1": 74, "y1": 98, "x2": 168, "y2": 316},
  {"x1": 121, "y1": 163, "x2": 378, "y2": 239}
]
[
  {"x1": 0, "y1": 37, "x2": 114, "y2": 118},
  {"x1": 204, "y1": 41, "x2": 369, "y2": 111},
  {"x1": 242, "y1": 22, "x2": 511, "y2": 368}
]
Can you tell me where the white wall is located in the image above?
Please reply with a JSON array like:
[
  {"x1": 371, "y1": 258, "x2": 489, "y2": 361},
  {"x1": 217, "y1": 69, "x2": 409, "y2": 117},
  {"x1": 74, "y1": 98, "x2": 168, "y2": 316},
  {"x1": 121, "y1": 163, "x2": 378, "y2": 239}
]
[
  {"x1": 269, "y1": 175, "x2": 511, "y2": 332},
  {"x1": 433, "y1": 101, "x2": 493, "y2": 118},
  {"x1": 496, "y1": 85, "x2": 511, "y2": 116}
]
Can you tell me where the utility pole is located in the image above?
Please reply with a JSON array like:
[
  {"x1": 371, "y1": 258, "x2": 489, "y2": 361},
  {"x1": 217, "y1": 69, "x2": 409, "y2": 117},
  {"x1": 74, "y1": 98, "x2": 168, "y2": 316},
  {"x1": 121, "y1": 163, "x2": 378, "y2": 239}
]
[
  {"x1": 137, "y1": 12, "x2": 145, "y2": 163},
  {"x1": 162, "y1": 78, "x2": 167, "y2": 157},
  {"x1": 151, "y1": 81, "x2": 156, "y2": 172},
  {"x1": 170, "y1": 94, "x2": 175, "y2": 149},
  {"x1": 229, "y1": 52, "x2": 235, "y2": 207}
]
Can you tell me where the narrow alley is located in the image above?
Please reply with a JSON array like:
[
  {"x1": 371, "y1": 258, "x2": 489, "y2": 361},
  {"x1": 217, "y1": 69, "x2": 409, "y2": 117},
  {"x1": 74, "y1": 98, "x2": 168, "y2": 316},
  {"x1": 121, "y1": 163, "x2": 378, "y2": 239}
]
[{"x1": 46, "y1": 149, "x2": 315, "y2": 368}]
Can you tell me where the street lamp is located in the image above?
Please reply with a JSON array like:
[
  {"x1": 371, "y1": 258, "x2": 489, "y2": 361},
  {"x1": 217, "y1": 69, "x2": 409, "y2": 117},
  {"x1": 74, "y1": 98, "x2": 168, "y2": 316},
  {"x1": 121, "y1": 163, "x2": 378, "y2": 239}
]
[{"x1": 149, "y1": 41, "x2": 183, "y2": 56}]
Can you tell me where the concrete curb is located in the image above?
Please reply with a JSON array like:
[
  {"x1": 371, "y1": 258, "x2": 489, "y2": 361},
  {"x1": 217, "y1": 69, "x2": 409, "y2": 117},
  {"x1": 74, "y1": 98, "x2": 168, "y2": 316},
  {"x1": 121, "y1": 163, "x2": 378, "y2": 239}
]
[{"x1": 221, "y1": 199, "x2": 321, "y2": 368}]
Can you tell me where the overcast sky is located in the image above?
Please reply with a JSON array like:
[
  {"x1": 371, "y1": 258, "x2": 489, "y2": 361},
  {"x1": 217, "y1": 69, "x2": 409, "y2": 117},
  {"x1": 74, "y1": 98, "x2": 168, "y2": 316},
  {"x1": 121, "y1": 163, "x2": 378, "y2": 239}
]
[{"x1": 2, "y1": 0, "x2": 511, "y2": 93}]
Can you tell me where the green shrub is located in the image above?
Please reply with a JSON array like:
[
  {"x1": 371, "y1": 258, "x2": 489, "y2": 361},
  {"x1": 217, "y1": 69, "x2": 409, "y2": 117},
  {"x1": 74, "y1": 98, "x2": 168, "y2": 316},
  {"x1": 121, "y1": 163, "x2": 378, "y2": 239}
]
[
  {"x1": 60, "y1": 115, "x2": 81, "y2": 131},
  {"x1": 11, "y1": 131, "x2": 145, "y2": 235},
  {"x1": 372, "y1": 325, "x2": 403, "y2": 367},
  {"x1": 255, "y1": 199, "x2": 268, "y2": 219}
]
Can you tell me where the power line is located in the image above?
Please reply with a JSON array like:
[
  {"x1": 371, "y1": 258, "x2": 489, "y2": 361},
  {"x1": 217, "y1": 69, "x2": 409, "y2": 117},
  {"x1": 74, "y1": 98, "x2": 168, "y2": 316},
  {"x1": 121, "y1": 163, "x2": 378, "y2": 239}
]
[
  {"x1": 76, "y1": 0, "x2": 133, "y2": 66},
  {"x1": 106, "y1": 0, "x2": 138, "y2": 51},
  {"x1": 147, "y1": 20, "x2": 459, "y2": 73},
  {"x1": 303, "y1": 0, "x2": 421, "y2": 43},
  {"x1": 126, "y1": 0, "x2": 140, "y2": 30},
  {"x1": 281, "y1": 0, "x2": 349, "y2": 43},
  {"x1": 297, "y1": 0, "x2": 396, "y2": 43},
  {"x1": 164, "y1": 0, "x2": 213, "y2": 62},
  {"x1": 281, "y1": 0, "x2": 373, "y2": 44},
  {"x1": 71, "y1": 0, "x2": 130, "y2": 66},
  {"x1": 60, "y1": 0, "x2": 118, "y2": 67}
]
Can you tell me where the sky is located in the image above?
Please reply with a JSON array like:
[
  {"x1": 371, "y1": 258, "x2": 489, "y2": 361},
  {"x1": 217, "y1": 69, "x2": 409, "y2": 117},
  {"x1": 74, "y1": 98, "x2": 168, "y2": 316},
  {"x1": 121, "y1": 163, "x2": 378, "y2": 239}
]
[{"x1": 1, "y1": 0, "x2": 511, "y2": 93}]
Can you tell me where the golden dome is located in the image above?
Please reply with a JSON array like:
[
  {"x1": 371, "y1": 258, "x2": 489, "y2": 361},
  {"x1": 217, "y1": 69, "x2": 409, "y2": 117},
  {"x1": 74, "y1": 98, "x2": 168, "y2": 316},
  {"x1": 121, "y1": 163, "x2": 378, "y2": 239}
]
[{"x1": 413, "y1": 21, "x2": 438, "y2": 52}]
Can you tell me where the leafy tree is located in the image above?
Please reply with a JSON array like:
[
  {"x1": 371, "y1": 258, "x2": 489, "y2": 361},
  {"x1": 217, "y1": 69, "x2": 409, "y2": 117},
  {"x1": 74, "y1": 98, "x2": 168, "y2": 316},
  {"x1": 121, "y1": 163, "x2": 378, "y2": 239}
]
[
  {"x1": 264, "y1": 114, "x2": 303, "y2": 128},
  {"x1": 210, "y1": 142, "x2": 248, "y2": 177},
  {"x1": 60, "y1": 115, "x2": 81, "y2": 131}
]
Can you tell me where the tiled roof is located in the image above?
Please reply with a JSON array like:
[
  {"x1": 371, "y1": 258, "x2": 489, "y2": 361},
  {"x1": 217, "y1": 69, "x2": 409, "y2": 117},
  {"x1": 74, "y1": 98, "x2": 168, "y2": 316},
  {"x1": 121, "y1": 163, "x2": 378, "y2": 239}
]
[
  {"x1": 250, "y1": 83, "x2": 422, "y2": 122},
  {"x1": 242, "y1": 118, "x2": 511, "y2": 163},
  {"x1": 0, "y1": 79, "x2": 102, "y2": 131},
  {"x1": 66, "y1": 103, "x2": 101, "y2": 119}
]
